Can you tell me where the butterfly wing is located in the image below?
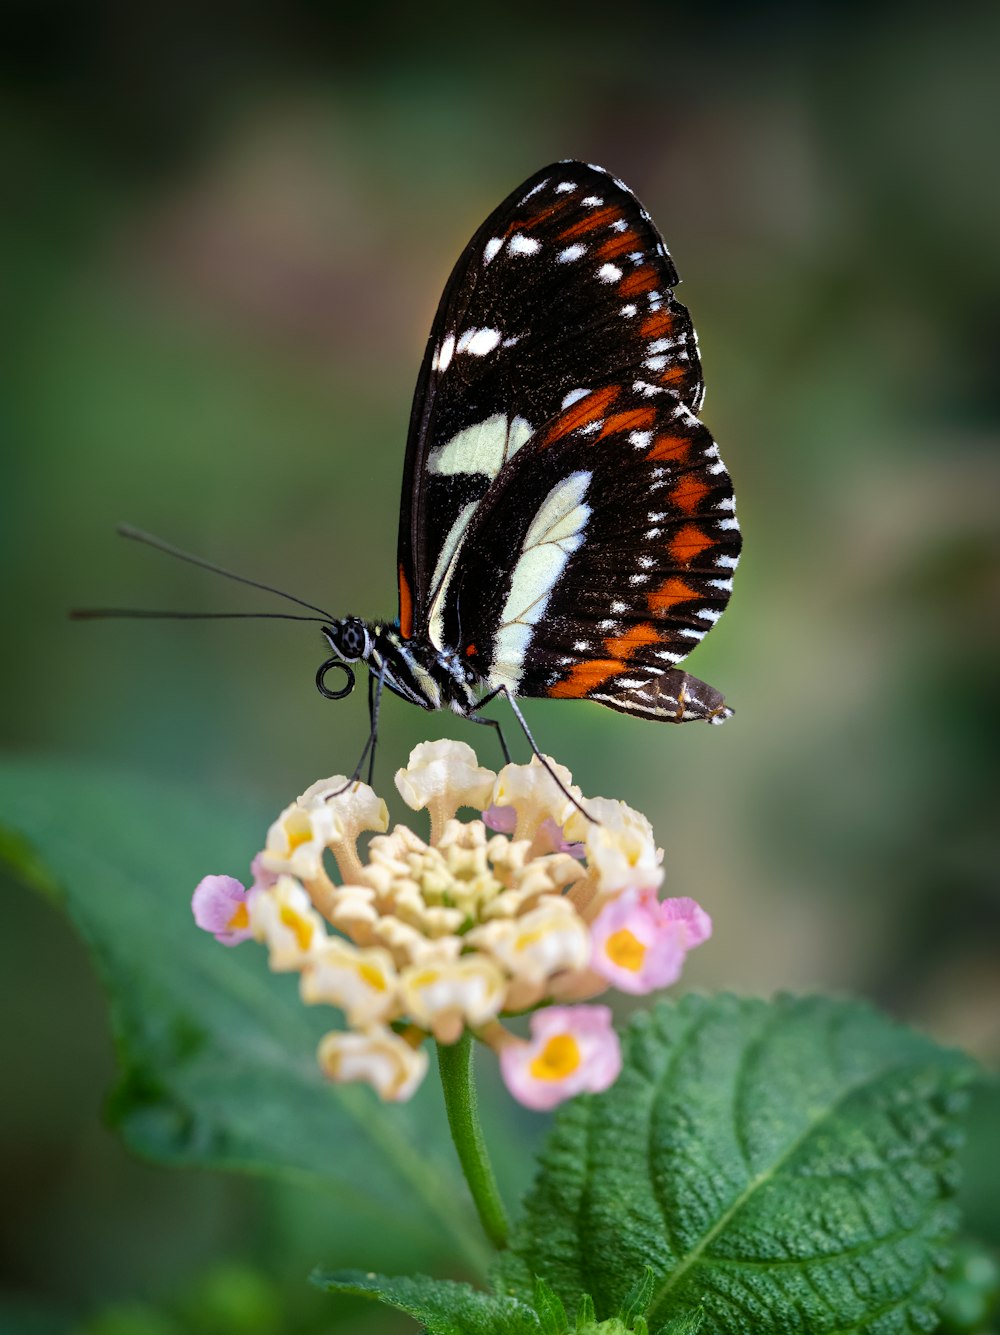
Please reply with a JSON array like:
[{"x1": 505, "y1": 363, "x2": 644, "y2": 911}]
[
  {"x1": 396, "y1": 160, "x2": 704, "y2": 643},
  {"x1": 438, "y1": 380, "x2": 741, "y2": 721}
]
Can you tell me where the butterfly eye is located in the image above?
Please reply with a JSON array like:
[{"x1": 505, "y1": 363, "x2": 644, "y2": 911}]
[{"x1": 324, "y1": 618, "x2": 370, "y2": 662}]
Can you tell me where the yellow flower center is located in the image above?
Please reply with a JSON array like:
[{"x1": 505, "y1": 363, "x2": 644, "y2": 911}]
[
  {"x1": 286, "y1": 824, "x2": 312, "y2": 853},
  {"x1": 358, "y1": 962, "x2": 387, "y2": 991},
  {"x1": 227, "y1": 901, "x2": 250, "y2": 930},
  {"x1": 279, "y1": 904, "x2": 314, "y2": 951},
  {"x1": 529, "y1": 1033, "x2": 581, "y2": 1082},
  {"x1": 606, "y1": 927, "x2": 646, "y2": 973}
]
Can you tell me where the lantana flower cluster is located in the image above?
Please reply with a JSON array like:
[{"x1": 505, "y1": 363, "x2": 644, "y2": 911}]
[{"x1": 192, "y1": 741, "x2": 710, "y2": 1110}]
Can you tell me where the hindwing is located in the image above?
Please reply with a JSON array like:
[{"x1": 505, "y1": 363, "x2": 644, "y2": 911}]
[
  {"x1": 397, "y1": 160, "x2": 704, "y2": 641},
  {"x1": 437, "y1": 380, "x2": 741, "y2": 718}
]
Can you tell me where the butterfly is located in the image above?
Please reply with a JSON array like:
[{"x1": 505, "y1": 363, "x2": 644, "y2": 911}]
[
  {"x1": 78, "y1": 161, "x2": 741, "y2": 790},
  {"x1": 314, "y1": 160, "x2": 740, "y2": 771}
]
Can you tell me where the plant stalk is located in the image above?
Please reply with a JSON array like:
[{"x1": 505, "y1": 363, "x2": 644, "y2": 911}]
[{"x1": 436, "y1": 1032, "x2": 510, "y2": 1250}]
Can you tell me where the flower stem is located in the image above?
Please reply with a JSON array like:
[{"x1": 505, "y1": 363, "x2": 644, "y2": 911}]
[{"x1": 436, "y1": 1032, "x2": 510, "y2": 1251}]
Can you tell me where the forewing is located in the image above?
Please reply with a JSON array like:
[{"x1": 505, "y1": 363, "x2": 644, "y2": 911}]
[
  {"x1": 440, "y1": 381, "x2": 741, "y2": 718},
  {"x1": 397, "y1": 161, "x2": 704, "y2": 640}
]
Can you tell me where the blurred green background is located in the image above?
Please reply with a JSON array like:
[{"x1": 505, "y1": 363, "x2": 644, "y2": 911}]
[{"x1": 2, "y1": 2, "x2": 998, "y2": 1331}]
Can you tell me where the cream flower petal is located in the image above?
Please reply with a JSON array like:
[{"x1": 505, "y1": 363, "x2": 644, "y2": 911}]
[
  {"x1": 395, "y1": 740, "x2": 496, "y2": 843},
  {"x1": 399, "y1": 956, "x2": 506, "y2": 1044},
  {"x1": 317, "y1": 1027, "x2": 428, "y2": 1102},
  {"x1": 488, "y1": 754, "x2": 582, "y2": 842},
  {"x1": 300, "y1": 938, "x2": 400, "y2": 1026},
  {"x1": 297, "y1": 776, "x2": 389, "y2": 883},
  {"x1": 249, "y1": 875, "x2": 326, "y2": 971},
  {"x1": 466, "y1": 896, "x2": 591, "y2": 984}
]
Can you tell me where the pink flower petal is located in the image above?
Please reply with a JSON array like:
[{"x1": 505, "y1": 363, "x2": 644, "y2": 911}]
[
  {"x1": 537, "y1": 817, "x2": 586, "y2": 860},
  {"x1": 482, "y1": 804, "x2": 517, "y2": 835},
  {"x1": 660, "y1": 896, "x2": 712, "y2": 948},
  {"x1": 192, "y1": 874, "x2": 253, "y2": 946},
  {"x1": 499, "y1": 1005, "x2": 621, "y2": 1111},
  {"x1": 589, "y1": 890, "x2": 687, "y2": 994}
]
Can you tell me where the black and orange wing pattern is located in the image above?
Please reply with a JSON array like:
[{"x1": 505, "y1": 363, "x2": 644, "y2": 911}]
[
  {"x1": 439, "y1": 380, "x2": 740, "y2": 722},
  {"x1": 396, "y1": 159, "x2": 739, "y2": 723}
]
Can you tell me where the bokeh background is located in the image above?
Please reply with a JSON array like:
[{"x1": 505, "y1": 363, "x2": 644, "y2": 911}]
[{"x1": 3, "y1": 2, "x2": 998, "y2": 1331}]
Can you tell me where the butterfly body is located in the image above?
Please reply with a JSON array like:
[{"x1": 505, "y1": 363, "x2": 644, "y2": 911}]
[{"x1": 328, "y1": 160, "x2": 741, "y2": 735}]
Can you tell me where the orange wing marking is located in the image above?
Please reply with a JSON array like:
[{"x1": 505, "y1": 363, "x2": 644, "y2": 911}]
[
  {"x1": 668, "y1": 474, "x2": 710, "y2": 514},
  {"x1": 667, "y1": 525, "x2": 715, "y2": 565},
  {"x1": 641, "y1": 310, "x2": 675, "y2": 339},
  {"x1": 557, "y1": 206, "x2": 624, "y2": 241},
  {"x1": 596, "y1": 229, "x2": 641, "y2": 259},
  {"x1": 647, "y1": 433, "x2": 693, "y2": 463},
  {"x1": 398, "y1": 565, "x2": 414, "y2": 639},
  {"x1": 547, "y1": 658, "x2": 622, "y2": 698},
  {"x1": 543, "y1": 384, "x2": 621, "y2": 445},
  {"x1": 648, "y1": 577, "x2": 700, "y2": 613},
  {"x1": 597, "y1": 404, "x2": 658, "y2": 441},
  {"x1": 604, "y1": 621, "x2": 662, "y2": 659},
  {"x1": 619, "y1": 267, "x2": 658, "y2": 296}
]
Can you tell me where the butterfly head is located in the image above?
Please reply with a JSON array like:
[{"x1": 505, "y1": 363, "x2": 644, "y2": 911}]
[{"x1": 316, "y1": 618, "x2": 374, "y2": 700}]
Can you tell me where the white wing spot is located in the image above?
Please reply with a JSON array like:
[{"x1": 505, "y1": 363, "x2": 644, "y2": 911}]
[
  {"x1": 598, "y1": 263, "x2": 623, "y2": 283},
  {"x1": 581, "y1": 195, "x2": 603, "y2": 206},
  {"x1": 646, "y1": 528, "x2": 662, "y2": 539},
  {"x1": 465, "y1": 327, "x2": 502, "y2": 357},
  {"x1": 629, "y1": 574, "x2": 647, "y2": 585},
  {"x1": 483, "y1": 237, "x2": 503, "y2": 264},
  {"x1": 628, "y1": 251, "x2": 644, "y2": 263},
  {"x1": 717, "y1": 518, "x2": 739, "y2": 531},
  {"x1": 558, "y1": 243, "x2": 587, "y2": 263},
  {"x1": 645, "y1": 355, "x2": 668, "y2": 371},
  {"x1": 708, "y1": 461, "x2": 726, "y2": 475},
  {"x1": 488, "y1": 472, "x2": 592, "y2": 692},
  {"x1": 629, "y1": 430, "x2": 651, "y2": 449},
  {"x1": 573, "y1": 641, "x2": 590, "y2": 651},
  {"x1": 716, "y1": 496, "x2": 736, "y2": 511},
  {"x1": 428, "y1": 413, "x2": 534, "y2": 478},
  {"x1": 579, "y1": 420, "x2": 602, "y2": 436},
  {"x1": 648, "y1": 338, "x2": 674, "y2": 354},
  {"x1": 555, "y1": 181, "x2": 576, "y2": 193},
  {"x1": 508, "y1": 234, "x2": 541, "y2": 255},
  {"x1": 708, "y1": 577, "x2": 734, "y2": 592},
  {"x1": 599, "y1": 619, "x2": 617, "y2": 631},
  {"x1": 678, "y1": 627, "x2": 706, "y2": 640},
  {"x1": 562, "y1": 387, "x2": 591, "y2": 408},
  {"x1": 435, "y1": 334, "x2": 455, "y2": 373},
  {"x1": 716, "y1": 554, "x2": 739, "y2": 569},
  {"x1": 610, "y1": 219, "x2": 628, "y2": 232},
  {"x1": 621, "y1": 304, "x2": 638, "y2": 317},
  {"x1": 696, "y1": 608, "x2": 722, "y2": 623},
  {"x1": 611, "y1": 601, "x2": 628, "y2": 613}
]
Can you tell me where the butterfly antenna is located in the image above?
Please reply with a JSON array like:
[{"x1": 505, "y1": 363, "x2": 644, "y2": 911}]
[
  {"x1": 102, "y1": 523, "x2": 336, "y2": 619},
  {"x1": 69, "y1": 608, "x2": 332, "y2": 622}
]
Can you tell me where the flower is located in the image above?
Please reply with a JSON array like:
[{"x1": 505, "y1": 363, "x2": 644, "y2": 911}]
[
  {"x1": 192, "y1": 875, "x2": 253, "y2": 946},
  {"x1": 249, "y1": 874, "x2": 326, "y2": 970},
  {"x1": 590, "y1": 890, "x2": 687, "y2": 994},
  {"x1": 498, "y1": 1006, "x2": 622, "y2": 1111},
  {"x1": 193, "y1": 738, "x2": 711, "y2": 1106},
  {"x1": 317, "y1": 1027, "x2": 428, "y2": 1102}
]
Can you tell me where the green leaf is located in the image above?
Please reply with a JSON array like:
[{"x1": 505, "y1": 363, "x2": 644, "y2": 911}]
[
  {"x1": 496, "y1": 994, "x2": 976, "y2": 1333},
  {"x1": 313, "y1": 1269, "x2": 541, "y2": 1334},
  {"x1": 0, "y1": 757, "x2": 486, "y2": 1271}
]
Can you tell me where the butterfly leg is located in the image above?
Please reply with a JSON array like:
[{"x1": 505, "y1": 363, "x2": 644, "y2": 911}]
[
  {"x1": 464, "y1": 699, "x2": 512, "y2": 765},
  {"x1": 366, "y1": 669, "x2": 378, "y2": 785},
  {"x1": 493, "y1": 687, "x2": 596, "y2": 824},
  {"x1": 326, "y1": 660, "x2": 386, "y2": 799}
]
